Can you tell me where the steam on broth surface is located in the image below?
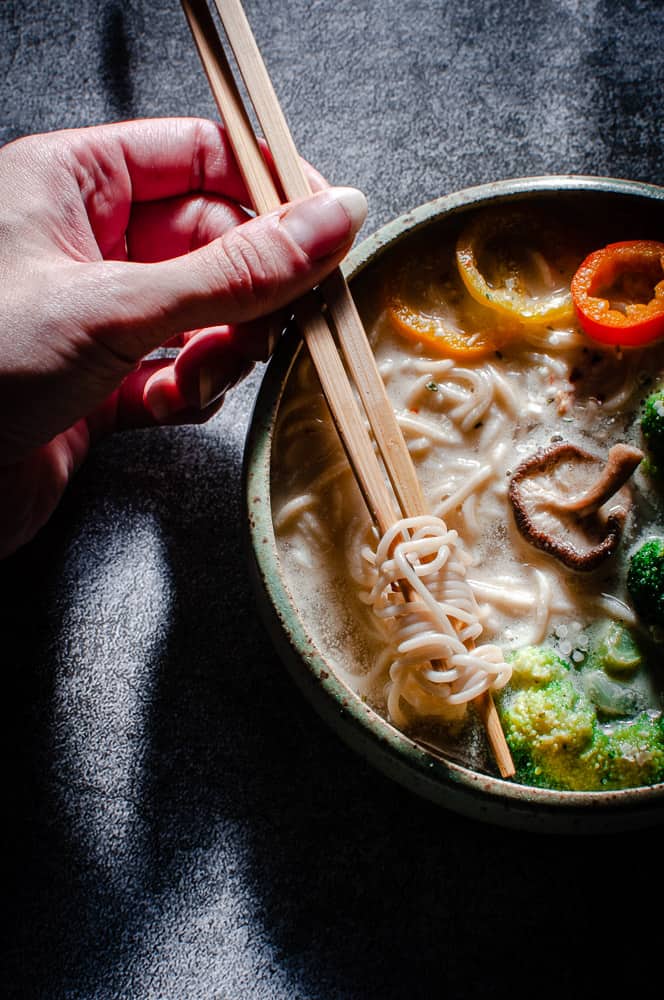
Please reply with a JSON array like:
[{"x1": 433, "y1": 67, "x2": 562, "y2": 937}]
[{"x1": 270, "y1": 202, "x2": 664, "y2": 791}]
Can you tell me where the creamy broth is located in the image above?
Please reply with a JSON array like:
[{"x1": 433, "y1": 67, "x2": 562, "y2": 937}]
[{"x1": 270, "y1": 208, "x2": 664, "y2": 781}]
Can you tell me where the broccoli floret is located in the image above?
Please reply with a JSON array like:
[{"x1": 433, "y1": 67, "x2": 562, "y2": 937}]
[
  {"x1": 499, "y1": 671, "x2": 596, "y2": 790},
  {"x1": 641, "y1": 389, "x2": 664, "y2": 459},
  {"x1": 582, "y1": 670, "x2": 646, "y2": 719},
  {"x1": 584, "y1": 619, "x2": 642, "y2": 675},
  {"x1": 507, "y1": 645, "x2": 569, "y2": 687},
  {"x1": 597, "y1": 713, "x2": 664, "y2": 788},
  {"x1": 497, "y1": 643, "x2": 664, "y2": 791},
  {"x1": 626, "y1": 538, "x2": 664, "y2": 627}
]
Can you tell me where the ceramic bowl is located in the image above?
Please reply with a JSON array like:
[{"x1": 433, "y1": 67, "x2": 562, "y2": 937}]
[{"x1": 243, "y1": 176, "x2": 664, "y2": 834}]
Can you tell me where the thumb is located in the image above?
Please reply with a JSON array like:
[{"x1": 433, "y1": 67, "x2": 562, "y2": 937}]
[{"x1": 87, "y1": 186, "x2": 367, "y2": 363}]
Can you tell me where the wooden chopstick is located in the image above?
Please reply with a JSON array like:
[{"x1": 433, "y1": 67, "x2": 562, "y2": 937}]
[
  {"x1": 211, "y1": 0, "x2": 429, "y2": 521},
  {"x1": 181, "y1": 0, "x2": 515, "y2": 778},
  {"x1": 180, "y1": 0, "x2": 398, "y2": 532}
]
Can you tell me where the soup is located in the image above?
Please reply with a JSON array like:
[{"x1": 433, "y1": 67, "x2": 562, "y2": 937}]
[{"x1": 270, "y1": 199, "x2": 664, "y2": 792}]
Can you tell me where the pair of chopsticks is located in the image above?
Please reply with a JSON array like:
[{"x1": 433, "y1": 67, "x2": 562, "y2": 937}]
[{"x1": 181, "y1": 0, "x2": 514, "y2": 778}]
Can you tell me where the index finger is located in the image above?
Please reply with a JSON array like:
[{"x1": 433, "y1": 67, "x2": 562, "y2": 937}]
[{"x1": 66, "y1": 116, "x2": 256, "y2": 207}]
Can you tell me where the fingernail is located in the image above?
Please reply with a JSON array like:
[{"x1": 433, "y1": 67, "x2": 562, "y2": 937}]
[
  {"x1": 281, "y1": 186, "x2": 368, "y2": 261},
  {"x1": 199, "y1": 367, "x2": 233, "y2": 409},
  {"x1": 146, "y1": 390, "x2": 171, "y2": 422},
  {"x1": 266, "y1": 327, "x2": 278, "y2": 357},
  {"x1": 144, "y1": 377, "x2": 187, "y2": 422}
]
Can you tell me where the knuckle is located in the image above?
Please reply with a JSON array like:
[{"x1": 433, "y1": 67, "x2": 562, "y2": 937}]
[
  {"x1": 189, "y1": 118, "x2": 224, "y2": 190},
  {"x1": 212, "y1": 228, "x2": 279, "y2": 315}
]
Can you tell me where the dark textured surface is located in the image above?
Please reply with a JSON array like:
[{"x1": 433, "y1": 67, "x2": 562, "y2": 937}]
[{"x1": 2, "y1": 2, "x2": 664, "y2": 998}]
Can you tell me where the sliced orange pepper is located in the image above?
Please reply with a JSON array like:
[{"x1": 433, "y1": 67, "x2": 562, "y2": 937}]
[
  {"x1": 570, "y1": 240, "x2": 664, "y2": 347},
  {"x1": 386, "y1": 250, "x2": 517, "y2": 360},
  {"x1": 455, "y1": 208, "x2": 578, "y2": 325}
]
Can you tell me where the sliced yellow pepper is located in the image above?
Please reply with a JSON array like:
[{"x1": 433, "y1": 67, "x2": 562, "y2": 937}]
[{"x1": 455, "y1": 207, "x2": 578, "y2": 325}]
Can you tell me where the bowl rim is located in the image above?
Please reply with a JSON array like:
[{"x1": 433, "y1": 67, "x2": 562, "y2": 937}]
[{"x1": 243, "y1": 174, "x2": 664, "y2": 833}]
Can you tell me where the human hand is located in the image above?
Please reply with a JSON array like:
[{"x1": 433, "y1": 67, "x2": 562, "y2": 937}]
[{"x1": 0, "y1": 117, "x2": 367, "y2": 558}]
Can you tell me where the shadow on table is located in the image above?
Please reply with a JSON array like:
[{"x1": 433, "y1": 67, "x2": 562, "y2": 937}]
[{"x1": 2, "y1": 417, "x2": 662, "y2": 1000}]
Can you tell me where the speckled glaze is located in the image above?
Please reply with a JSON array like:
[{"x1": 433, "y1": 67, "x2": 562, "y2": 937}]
[{"x1": 243, "y1": 176, "x2": 664, "y2": 834}]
